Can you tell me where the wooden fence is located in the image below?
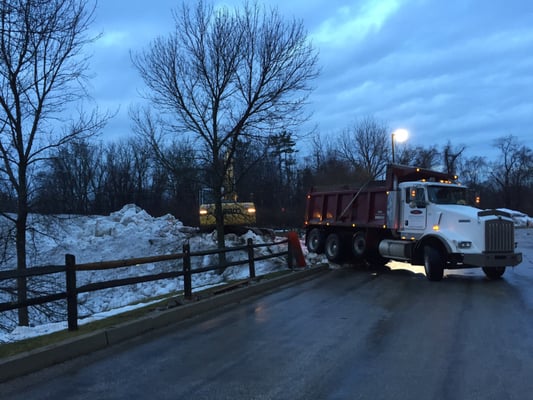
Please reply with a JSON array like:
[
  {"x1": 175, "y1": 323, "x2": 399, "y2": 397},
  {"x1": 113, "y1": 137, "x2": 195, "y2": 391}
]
[{"x1": 0, "y1": 236, "x2": 298, "y2": 331}]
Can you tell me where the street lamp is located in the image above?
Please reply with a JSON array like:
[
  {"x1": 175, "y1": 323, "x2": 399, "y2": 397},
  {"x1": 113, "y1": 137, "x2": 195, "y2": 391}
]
[{"x1": 391, "y1": 128, "x2": 409, "y2": 163}]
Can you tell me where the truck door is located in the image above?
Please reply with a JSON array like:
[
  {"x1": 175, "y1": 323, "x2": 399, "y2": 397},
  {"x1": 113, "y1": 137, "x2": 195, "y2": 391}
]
[{"x1": 403, "y1": 186, "x2": 427, "y2": 232}]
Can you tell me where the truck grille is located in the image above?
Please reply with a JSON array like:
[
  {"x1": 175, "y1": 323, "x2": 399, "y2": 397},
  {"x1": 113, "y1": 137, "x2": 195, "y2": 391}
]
[{"x1": 485, "y1": 219, "x2": 514, "y2": 253}]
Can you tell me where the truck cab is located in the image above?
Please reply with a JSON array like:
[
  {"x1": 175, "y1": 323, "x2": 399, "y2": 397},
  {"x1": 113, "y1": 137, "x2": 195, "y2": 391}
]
[
  {"x1": 381, "y1": 178, "x2": 522, "y2": 280},
  {"x1": 399, "y1": 182, "x2": 470, "y2": 234}
]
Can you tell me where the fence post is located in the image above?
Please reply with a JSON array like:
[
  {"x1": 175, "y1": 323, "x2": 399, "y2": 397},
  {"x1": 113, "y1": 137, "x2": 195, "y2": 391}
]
[
  {"x1": 183, "y1": 242, "x2": 192, "y2": 300},
  {"x1": 287, "y1": 239, "x2": 294, "y2": 270},
  {"x1": 247, "y1": 238, "x2": 256, "y2": 279},
  {"x1": 65, "y1": 254, "x2": 78, "y2": 331}
]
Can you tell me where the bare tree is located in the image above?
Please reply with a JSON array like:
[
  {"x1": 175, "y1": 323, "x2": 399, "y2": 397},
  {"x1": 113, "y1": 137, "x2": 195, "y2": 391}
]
[
  {"x1": 132, "y1": 0, "x2": 318, "y2": 254},
  {"x1": 35, "y1": 138, "x2": 102, "y2": 214},
  {"x1": 0, "y1": 0, "x2": 108, "y2": 326},
  {"x1": 306, "y1": 132, "x2": 337, "y2": 174},
  {"x1": 442, "y1": 140, "x2": 465, "y2": 175},
  {"x1": 458, "y1": 155, "x2": 488, "y2": 188},
  {"x1": 396, "y1": 144, "x2": 439, "y2": 169},
  {"x1": 339, "y1": 116, "x2": 390, "y2": 180},
  {"x1": 130, "y1": 106, "x2": 201, "y2": 223},
  {"x1": 491, "y1": 134, "x2": 532, "y2": 209},
  {"x1": 303, "y1": 132, "x2": 356, "y2": 187}
]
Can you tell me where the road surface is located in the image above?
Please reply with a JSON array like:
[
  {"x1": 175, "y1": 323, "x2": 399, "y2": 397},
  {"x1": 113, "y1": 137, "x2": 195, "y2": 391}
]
[{"x1": 2, "y1": 258, "x2": 533, "y2": 399}]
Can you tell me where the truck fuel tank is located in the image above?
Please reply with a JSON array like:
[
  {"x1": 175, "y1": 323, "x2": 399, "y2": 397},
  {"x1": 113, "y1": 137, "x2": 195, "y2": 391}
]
[{"x1": 379, "y1": 239, "x2": 413, "y2": 261}]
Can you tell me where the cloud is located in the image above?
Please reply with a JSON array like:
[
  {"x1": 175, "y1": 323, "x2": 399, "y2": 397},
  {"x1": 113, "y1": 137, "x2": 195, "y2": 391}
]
[
  {"x1": 311, "y1": 0, "x2": 403, "y2": 46},
  {"x1": 302, "y1": 0, "x2": 533, "y2": 158},
  {"x1": 98, "y1": 30, "x2": 131, "y2": 48},
  {"x1": 82, "y1": 0, "x2": 532, "y2": 159}
]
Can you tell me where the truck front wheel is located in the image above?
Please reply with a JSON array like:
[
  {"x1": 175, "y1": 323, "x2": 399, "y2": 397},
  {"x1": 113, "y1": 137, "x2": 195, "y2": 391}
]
[
  {"x1": 325, "y1": 233, "x2": 344, "y2": 263},
  {"x1": 424, "y1": 245, "x2": 444, "y2": 281},
  {"x1": 482, "y1": 267, "x2": 506, "y2": 279}
]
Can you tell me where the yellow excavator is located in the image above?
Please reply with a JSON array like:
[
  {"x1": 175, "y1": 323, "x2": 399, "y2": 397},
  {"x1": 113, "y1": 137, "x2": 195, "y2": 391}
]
[
  {"x1": 198, "y1": 156, "x2": 256, "y2": 229},
  {"x1": 198, "y1": 189, "x2": 256, "y2": 228}
]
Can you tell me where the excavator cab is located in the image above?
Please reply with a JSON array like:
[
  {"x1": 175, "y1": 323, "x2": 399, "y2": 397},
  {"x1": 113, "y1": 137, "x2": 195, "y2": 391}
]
[{"x1": 198, "y1": 189, "x2": 256, "y2": 229}]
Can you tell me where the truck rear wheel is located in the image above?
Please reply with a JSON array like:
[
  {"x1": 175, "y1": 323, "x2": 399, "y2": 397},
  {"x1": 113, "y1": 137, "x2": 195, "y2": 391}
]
[
  {"x1": 424, "y1": 245, "x2": 444, "y2": 281},
  {"x1": 351, "y1": 232, "x2": 366, "y2": 260},
  {"x1": 482, "y1": 267, "x2": 505, "y2": 279},
  {"x1": 325, "y1": 233, "x2": 344, "y2": 263},
  {"x1": 306, "y1": 228, "x2": 325, "y2": 254}
]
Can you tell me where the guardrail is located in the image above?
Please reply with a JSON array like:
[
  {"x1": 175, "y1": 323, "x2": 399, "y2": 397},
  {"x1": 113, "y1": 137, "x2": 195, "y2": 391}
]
[{"x1": 0, "y1": 236, "x2": 298, "y2": 331}]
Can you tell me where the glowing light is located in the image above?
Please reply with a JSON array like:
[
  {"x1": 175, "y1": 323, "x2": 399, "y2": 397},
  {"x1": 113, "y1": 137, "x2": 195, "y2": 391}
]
[
  {"x1": 391, "y1": 128, "x2": 409, "y2": 163},
  {"x1": 392, "y1": 128, "x2": 409, "y2": 143}
]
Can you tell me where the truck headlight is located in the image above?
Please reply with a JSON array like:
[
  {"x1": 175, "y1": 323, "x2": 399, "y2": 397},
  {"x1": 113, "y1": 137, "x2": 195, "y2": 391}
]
[{"x1": 458, "y1": 241, "x2": 472, "y2": 249}]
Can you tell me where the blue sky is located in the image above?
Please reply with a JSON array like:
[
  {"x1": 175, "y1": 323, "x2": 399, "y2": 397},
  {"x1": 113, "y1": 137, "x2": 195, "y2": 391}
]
[{"x1": 88, "y1": 0, "x2": 533, "y2": 160}]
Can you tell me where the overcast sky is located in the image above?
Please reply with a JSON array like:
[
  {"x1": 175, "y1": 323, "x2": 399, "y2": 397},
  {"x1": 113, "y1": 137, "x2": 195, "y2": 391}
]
[{"x1": 88, "y1": 0, "x2": 533, "y2": 160}]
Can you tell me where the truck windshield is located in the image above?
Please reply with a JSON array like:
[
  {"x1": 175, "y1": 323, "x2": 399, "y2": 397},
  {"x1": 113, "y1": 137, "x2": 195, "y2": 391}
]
[{"x1": 427, "y1": 185, "x2": 469, "y2": 205}]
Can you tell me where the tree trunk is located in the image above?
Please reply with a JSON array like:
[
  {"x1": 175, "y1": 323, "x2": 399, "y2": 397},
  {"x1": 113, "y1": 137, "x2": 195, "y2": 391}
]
[
  {"x1": 16, "y1": 177, "x2": 29, "y2": 326},
  {"x1": 214, "y1": 194, "x2": 227, "y2": 274}
]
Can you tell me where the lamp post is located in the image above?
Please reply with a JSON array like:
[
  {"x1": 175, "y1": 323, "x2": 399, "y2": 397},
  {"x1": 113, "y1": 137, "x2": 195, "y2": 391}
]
[{"x1": 391, "y1": 128, "x2": 409, "y2": 163}]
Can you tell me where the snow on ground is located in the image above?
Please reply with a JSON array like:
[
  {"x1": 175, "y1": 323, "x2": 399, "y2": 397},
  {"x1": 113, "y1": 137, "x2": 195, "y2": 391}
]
[
  {"x1": 0, "y1": 204, "x2": 314, "y2": 343},
  {"x1": 1, "y1": 205, "x2": 532, "y2": 344}
]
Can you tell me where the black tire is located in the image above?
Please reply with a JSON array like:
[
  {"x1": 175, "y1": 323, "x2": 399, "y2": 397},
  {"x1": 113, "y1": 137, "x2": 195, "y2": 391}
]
[
  {"x1": 482, "y1": 266, "x2": 506, "y2": 279},
  {"x1": 424, "y1": 245, "x2": 444, "y2": 281},
  {"x1": 306, "y1": 228, "x2": 325, "y2": 254},
  {"x1": 351, "y1": 231, "x2": 366, "y2": 260},
  {"x1": 325, "y1": 233, "x2": 344, "y2": 263}
]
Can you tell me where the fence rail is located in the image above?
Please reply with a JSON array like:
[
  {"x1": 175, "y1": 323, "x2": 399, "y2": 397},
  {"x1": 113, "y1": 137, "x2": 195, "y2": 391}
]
[{"x1": 1, "y1": 236, "x2": 298, "y2": 331}]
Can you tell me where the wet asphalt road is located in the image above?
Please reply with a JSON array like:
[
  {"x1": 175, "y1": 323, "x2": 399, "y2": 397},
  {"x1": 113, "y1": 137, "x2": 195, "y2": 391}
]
[{"x1": 2, "y1": 257, "x2": 533, "y2": 399}]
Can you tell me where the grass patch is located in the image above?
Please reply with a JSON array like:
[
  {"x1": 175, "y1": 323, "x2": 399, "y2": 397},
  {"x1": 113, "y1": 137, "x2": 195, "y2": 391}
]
[
  {"x1": 0, "y1": 296, "x2": 170, "y2": 359},
  {"x1": 0, "y1": 269, "x2": 294, "y2": 359}
]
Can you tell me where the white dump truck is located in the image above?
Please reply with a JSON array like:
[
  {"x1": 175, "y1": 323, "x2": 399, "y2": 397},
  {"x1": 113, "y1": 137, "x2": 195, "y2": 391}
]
[{"x1": 304, "y1": 164, "x2": 522, "y2": 281}]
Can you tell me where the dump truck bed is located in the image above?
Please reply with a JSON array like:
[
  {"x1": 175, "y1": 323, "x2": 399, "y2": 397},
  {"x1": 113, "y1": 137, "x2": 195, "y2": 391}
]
[{"x1": 305, "y1": 184, "x2": 389, "y2": 228}]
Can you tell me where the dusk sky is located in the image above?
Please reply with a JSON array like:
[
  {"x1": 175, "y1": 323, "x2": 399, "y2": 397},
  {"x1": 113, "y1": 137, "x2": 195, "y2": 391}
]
[{"x1": 88, "y1": 0, "x2": 533, "y2": 160}]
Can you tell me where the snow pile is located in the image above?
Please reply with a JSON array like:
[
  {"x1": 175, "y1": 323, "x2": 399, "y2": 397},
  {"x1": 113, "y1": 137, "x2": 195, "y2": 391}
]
[
  {"x1": 498, "y1": 208, "x2": 533, "y2": 228},
  {"x1": 0, "y1": 204, "x2": 304, "y2": 342}
]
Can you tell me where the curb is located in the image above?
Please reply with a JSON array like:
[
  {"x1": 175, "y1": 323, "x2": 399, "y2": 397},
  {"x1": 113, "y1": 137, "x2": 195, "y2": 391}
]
[{"x1": 0, "y1": 265, "x2": 328, "y2": 383}]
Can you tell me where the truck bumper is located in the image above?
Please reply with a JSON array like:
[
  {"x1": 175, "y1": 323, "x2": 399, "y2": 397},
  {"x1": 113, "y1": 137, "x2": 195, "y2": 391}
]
[{"x1": 462, "y1": 252, "x2": 522, "y2": 268}]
